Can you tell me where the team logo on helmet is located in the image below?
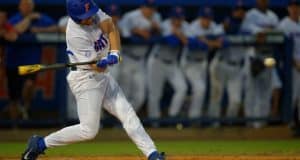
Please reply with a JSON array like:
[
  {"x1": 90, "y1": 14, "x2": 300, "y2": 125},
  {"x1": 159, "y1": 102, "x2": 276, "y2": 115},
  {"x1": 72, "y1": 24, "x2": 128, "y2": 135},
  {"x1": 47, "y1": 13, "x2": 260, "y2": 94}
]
[{"x1": 85, "y1": 3, "x2": 90, "y2": 13}]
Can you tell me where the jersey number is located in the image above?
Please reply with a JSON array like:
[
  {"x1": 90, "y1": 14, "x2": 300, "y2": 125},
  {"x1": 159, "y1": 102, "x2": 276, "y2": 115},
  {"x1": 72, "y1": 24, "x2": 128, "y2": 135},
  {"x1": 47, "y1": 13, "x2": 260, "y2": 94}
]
[{"x1": 94, "y1": 34, "x2": 108, "y2": 52}]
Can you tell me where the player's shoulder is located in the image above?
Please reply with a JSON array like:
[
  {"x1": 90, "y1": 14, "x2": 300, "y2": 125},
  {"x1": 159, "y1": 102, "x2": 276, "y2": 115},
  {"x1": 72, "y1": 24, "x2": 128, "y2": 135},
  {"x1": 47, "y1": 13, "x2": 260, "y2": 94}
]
[
  {"x1": 245, "y1": 8, "x2": 258, "y2": 16},
  {"x1": 266, "y1": 9, "x2": 278, "y2": 18},
  {"x1": 123, "y1": 9, "x2": 140, "y2": 18},
  {"x1": 279, "y1": 17, "x2": 290, "y2": 25}
]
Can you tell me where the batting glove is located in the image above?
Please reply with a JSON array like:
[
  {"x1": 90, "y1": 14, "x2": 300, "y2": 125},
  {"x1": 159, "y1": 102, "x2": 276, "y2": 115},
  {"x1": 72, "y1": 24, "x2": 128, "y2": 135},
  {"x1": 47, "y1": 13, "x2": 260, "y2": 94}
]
[
  {"x1": 107, "y1": 50, "x2": 121, "y2": 65},
  {"x1": 96, "y1": 57, "x2": 108, "y2": 69}
]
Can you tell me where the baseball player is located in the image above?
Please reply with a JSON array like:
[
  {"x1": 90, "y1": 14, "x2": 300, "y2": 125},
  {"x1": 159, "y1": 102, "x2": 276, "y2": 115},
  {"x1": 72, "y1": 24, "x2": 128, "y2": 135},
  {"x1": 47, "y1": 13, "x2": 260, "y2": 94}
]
[
  {"x1": 20, "y1": 0, "x2": 165, "y2": 160},
  {"x1": 209, "y1": 1, "x2": 247, "y2": 120},
  {"x1": 278, "y1": 0, "x2": 300, "y2": 135},
  {"x1": 118, "y1": 0, "x2": 161, "y2": 112},
  {"x1": 147, "y1": 6, "x2": 188, "y2": 119},
  {"x1": 184, "y1": 7, "x2": 223, "y2": 119},
  {"x1": 241, "y1": 0, "x2": 282, "y2": 128}
]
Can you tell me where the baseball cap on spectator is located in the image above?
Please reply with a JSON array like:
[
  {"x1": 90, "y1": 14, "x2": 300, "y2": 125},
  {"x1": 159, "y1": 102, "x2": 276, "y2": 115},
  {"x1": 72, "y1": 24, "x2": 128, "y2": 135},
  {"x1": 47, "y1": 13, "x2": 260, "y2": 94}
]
[
  {"x1": 288, "y1": 0, "x2": 300, "y2": 6},
  {"x1": 143, "y1": 0, "x2": 156, "y2": 8},
  {"x1": 169, "y1": 6, "x2": 185, "y2": 18},
  {"x1": 105, "y1": 4, "x2": 121, "y2": 16},
  {"x1": 198, "y1": 7, "x2": 214, "y2": 18}
]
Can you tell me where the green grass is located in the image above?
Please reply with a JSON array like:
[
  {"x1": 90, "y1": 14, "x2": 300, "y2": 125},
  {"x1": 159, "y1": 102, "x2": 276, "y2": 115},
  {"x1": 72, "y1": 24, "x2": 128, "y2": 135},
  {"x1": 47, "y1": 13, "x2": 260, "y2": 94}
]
[{"x1": 1, "y1": 140, "x2": 300, "y2": 157}]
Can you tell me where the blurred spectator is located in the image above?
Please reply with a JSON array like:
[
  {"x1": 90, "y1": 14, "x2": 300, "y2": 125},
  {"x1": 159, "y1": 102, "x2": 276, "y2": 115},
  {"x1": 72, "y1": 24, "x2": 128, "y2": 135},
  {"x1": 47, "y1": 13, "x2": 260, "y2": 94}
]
[
  {"x1": 147, "y1": 6, "x2": 188, "y2": 119},
  {"x1": 182, "y1": 7, "x2": 223, "y2": 121},
  {"x1": 5, "y1": 0, "x2": 58, "y2": 119},
  {"x1": 0, "y1": 9, "x2": 18, "y2": 120},
  {"x1": 241, "y1": 0, "x2": 282, "y2": 128},
  {"x1": 119, "y1": 0, "x2": 162, "y2": 113},
  {"x1": 278, "y1": 0, "x2": 300, "y2": 135},
  {"x1": 209, "y1": 1, "x2": 247, "y2": 121}
]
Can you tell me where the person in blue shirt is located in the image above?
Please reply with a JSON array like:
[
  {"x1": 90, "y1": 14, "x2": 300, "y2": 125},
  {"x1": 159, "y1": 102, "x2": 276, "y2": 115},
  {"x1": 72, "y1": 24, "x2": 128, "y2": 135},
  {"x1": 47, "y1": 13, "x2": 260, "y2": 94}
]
[{"x1": 5, "y1": 0, "x2": 58, "y2": 120}]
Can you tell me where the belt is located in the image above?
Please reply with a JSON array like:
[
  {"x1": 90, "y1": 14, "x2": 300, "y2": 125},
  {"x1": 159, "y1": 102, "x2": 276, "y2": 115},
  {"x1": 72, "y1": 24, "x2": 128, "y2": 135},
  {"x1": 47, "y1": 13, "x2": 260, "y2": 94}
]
[
  {"x1": 154, "y1": 55, "x2": 175, "y2": 64},
  {"x1": 124, "y1": 53, "x2": 143, "y2": 60},
  {"x1": 187, "y1": 57, "x2": 205, "y2": 62},
  {"x1": 71, "y1": 66, "x2": 92, "y2": 71},
  {"x1": 219, "y1": 57, "x2": 244, "y2": 66}
]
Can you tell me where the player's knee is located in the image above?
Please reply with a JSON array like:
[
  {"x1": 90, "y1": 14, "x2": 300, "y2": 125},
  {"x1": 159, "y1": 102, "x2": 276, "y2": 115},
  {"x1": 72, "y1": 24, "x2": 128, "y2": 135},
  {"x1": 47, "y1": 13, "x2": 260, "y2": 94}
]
[
  {"x1": 193, "y1": 85, "x2": 205, "y2": 96},
  {"x1": 174, "y1": 83, "x2": 187, "y2": 94},
  {"x1": 80, "y1": 125, "x2": 98, "y2": 140}
]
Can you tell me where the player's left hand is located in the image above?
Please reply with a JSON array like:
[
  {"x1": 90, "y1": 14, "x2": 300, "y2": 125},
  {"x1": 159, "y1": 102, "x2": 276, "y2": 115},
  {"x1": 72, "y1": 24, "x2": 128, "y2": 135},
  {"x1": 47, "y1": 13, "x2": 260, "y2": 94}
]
[{"x1": 107, "y1": 50, "x2": 121, "y2": 65}]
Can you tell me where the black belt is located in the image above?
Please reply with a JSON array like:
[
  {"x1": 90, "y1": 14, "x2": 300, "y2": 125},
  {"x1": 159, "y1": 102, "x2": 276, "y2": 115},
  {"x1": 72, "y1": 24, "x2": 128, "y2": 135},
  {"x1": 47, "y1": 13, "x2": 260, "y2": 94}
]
[
  {"x1": 187, "y1": 57, "x2": 205, "y2": 62},
  {"x1": 71, "y1": 66, "x2": 92, "y2": 71},
  {"x1": 154, "y1": 55, "x2": 175, "y2": 64},
  {"x1": 124, "y1": 53, "x2": 143, "y2": 60}
]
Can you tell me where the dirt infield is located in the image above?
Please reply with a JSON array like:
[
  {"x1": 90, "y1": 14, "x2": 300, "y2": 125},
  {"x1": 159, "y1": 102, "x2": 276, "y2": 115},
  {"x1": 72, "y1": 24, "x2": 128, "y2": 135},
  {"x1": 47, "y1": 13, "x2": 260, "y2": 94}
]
[{"x1": 3, "y1": 156, "x2": 300, "y2": 160}]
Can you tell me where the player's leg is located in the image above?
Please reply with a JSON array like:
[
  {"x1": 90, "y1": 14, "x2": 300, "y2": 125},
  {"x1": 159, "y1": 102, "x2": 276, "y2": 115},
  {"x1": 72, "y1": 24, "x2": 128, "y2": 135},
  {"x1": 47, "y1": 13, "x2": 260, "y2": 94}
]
[
  {"x1": 244, "y1": 69, "x2": 257, "y2": 126},
  {"x1": 44, "y1": 88, "x2": 104, "y2": 146},
  {"x1": 167, "y1": 64, "x2": 187, "y2": 117},
  {"x1": 131, "y1": 60, "x2": 146, "y2": 112},
  {"x1": 185, "y1": 62, "x2": 207, "y2": 119},
  {"x1": 6, "y1": 67, "x2": 22, "y2": 121},
  {"x1": 208, "y1": 58, "x2": 224, "y2": 120},
  {"x1": 118, "y1": 56, "x2": 135, "y2": 103},
  {"x1": 226, "y1": 67, "x2": 242, "y2": 118},
  {"x1": 253, "y1": 69, "x2": 272, "y2": 128},
  {"x1": 102, "y1": 74, "x2": 164, "y2": 159},
  {"x1": 21, "y1": 73, "x2": 108, "y2": 160},
  {"x1": 147, "y1": 56, "x2": 166, "y2": 119}
]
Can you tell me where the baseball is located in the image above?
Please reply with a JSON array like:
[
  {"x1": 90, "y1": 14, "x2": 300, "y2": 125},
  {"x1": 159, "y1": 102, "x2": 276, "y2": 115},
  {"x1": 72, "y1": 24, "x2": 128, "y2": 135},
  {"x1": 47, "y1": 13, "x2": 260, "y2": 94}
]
[{"x1": 264, "y1": 58, "x2": 276, "y2": 67}]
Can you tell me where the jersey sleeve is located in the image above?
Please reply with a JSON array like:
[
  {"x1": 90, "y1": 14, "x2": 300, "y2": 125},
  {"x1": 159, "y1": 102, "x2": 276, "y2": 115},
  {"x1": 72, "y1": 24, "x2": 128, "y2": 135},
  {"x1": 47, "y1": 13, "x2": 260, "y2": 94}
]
[
  {"x1": 96, "y1": 9, "x2": 111, "y2": 24},
  {"x1": 182, "y1": 21, "x2": 192, "y2": 37},
  {"x1": 8, "y1": 14, "x2": 21, "y2": 25},
  {"x1": 119, "y1": 13, "x2": 132, "y2": 38},
  {"x1": 58, "y1": 16, "x2": 69, "y2": 27},
  {"x1": 161, "y1": 20, "x2": 172, "y2": 36},
  {"x1": 241, "y1": 11, "x2": 264, "y2": 34}
]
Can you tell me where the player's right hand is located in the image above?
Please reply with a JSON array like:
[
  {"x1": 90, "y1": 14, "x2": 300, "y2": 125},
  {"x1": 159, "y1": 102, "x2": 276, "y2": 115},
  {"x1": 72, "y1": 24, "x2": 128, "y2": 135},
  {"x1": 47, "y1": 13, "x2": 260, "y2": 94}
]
[{"x1": 96, "y1": 57, "x2": 108, "y2": 69}]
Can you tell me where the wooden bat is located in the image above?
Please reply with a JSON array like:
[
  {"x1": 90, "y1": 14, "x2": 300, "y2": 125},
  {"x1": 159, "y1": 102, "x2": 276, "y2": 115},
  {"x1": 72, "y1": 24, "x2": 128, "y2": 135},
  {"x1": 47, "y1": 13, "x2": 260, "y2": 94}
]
[{"x1": 18, "y1": 60, "x2": 97, "y2": 75}]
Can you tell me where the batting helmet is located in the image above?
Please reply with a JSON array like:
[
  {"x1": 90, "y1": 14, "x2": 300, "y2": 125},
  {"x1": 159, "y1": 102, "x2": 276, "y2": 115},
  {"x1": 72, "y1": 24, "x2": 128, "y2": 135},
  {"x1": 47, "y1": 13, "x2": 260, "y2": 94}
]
[{"x1": 67, "y1": 0, "x2": 99, "y2": 23}]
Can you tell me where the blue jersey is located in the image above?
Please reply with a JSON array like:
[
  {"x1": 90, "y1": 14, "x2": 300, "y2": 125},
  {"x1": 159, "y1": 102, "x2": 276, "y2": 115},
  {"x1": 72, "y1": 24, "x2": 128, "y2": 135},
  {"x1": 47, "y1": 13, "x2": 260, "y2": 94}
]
[{"x1": 5, "y1": 13, "x2": 55, "y2": 68}]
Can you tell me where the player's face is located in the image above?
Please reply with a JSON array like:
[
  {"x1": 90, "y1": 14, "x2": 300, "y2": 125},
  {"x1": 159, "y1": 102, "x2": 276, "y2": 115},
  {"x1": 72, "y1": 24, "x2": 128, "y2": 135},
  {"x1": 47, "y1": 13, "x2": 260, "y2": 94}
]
[
  {"x1": 200, "y1": 17, "x2": 211, "y2": 29},
  {"x1": 19, "y1": 0, "x2": 34, "y2": 16},
  {"x1": 0, "y1": 11, "x2": 7, "y2": 26},
  {"x1": 257, "y1": 0, "x2": 269, "y2": 10},
  {"x1": 171, "y1": 18, "x2": 183, "y2": 28},
  {"x1": 80, "y1": 16, "x2": 94, "y2": 26},
  {"x1": 141, "y1": 7, "x2": 155, "y2": 19},
  {"x1": 288, "y1": 5, "x2": 300, "y2": 19},
  {"x1": 232, "y1": 8, "x2": 245, "y2": 20}
]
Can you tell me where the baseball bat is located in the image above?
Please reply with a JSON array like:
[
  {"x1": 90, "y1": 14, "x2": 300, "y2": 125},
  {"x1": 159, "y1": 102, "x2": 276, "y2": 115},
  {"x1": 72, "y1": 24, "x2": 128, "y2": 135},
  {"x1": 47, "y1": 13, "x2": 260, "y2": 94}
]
[{"x1": 18, "y1": 60, "x2": 97, "y2": 75}]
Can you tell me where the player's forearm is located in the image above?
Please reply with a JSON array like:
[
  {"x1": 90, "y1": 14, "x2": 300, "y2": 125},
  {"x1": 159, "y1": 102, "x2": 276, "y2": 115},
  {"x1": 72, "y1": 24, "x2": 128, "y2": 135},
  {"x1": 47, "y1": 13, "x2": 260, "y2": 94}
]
[
  {"x1": 109, "y1": 23, "x2": 121, "y2": 51},
  {"x1": 31, "y1": 25, "x2": 59, "y2": 33},
  {"x1": 14, "y1": 17, "x2": 31, "y2": 34}
]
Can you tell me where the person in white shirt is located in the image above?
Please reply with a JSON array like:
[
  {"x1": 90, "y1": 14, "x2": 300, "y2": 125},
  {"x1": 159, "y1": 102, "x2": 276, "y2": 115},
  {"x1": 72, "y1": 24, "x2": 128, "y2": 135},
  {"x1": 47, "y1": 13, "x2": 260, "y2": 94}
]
[
  {"x1": 20, "y1": 1, "x2": 165, "y2": 160},
  {"x1": 209, "y1": 1, "x2": 247, "y2": 121},
  {"x1": 241, "y1": 0, "x2": 282, "y2": 128},
  {"x1": 183, "y1": 7, "x2": 224, "y2": 120},
  {"x1": 147, "y1": 6, "x2": 188, "y2": 119},
  {"x1": 118, "y1": 0, "x2": 162, "y2": 112}
]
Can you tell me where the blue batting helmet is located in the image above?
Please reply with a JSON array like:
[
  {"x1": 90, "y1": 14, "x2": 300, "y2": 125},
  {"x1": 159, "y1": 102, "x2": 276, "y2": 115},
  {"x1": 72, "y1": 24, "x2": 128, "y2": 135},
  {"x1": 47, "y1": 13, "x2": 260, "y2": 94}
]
[{"x1": 67, "y1": 0, "x2": 99, "y2": 23}]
